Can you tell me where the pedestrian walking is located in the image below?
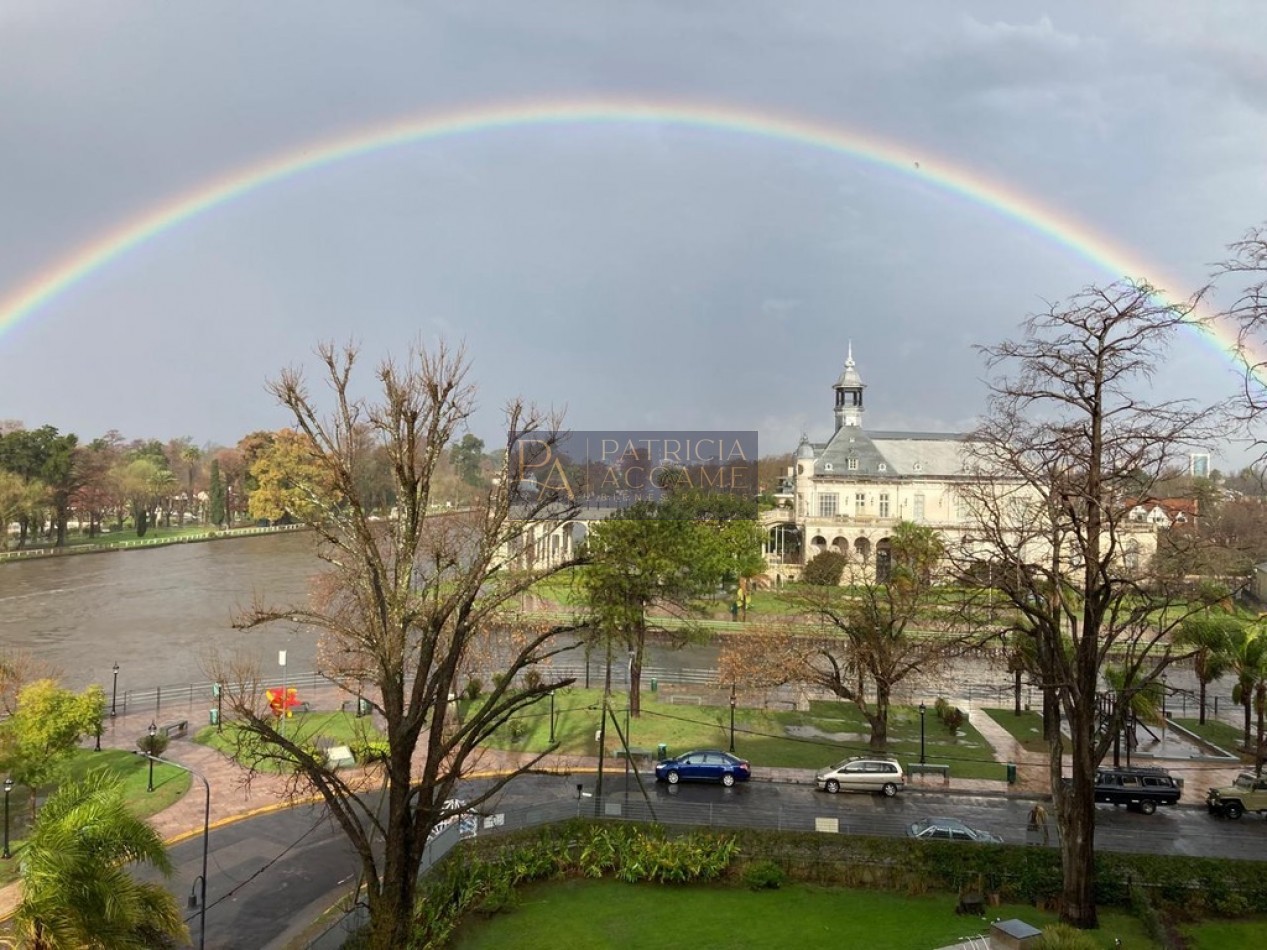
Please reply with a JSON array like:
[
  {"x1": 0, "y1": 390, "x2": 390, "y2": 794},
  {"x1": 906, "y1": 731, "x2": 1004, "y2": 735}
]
[{"x1": 1028, "y1": 802, "x2": 1049, "y2": 845}]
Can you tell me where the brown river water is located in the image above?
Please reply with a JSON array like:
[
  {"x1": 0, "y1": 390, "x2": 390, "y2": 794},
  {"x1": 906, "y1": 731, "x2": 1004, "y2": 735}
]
[{"x1": 0, "y1": 532, "x2": 322, "y2": 692}]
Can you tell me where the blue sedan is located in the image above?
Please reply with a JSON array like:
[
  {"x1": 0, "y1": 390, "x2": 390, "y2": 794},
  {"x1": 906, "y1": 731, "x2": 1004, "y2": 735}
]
[{"x1": 654, "y1": 750, "x2": 751, "y2": 787}]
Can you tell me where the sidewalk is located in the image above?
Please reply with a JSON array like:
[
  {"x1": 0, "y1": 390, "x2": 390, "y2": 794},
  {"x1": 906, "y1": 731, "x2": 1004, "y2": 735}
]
[{"x1": 0, "y1": 696, "x2": 313, "y2": 922}]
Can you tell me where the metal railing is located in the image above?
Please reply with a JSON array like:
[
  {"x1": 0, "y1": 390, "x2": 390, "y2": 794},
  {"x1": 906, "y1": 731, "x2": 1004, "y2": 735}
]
[
  {"x1": 0, "y1": 523, "x2": 307, "y2": 561},
  {"x1": 114, "y1": 671, "x2": 336, "y2": 720}
]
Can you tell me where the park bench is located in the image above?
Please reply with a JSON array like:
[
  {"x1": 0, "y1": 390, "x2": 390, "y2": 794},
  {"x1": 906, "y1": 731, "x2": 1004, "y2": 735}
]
[
  {"x1": 610, "y1": 747, "x2": 655, "y2": 765},
  {"x1": 908, "y1": 763, "x2": 950, "y2": 783},
  {"x1": 158, "y1": 719, "x2": 188, "y2": 739}
]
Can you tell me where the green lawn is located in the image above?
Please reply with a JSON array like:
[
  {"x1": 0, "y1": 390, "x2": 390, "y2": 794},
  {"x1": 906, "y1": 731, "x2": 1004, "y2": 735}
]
[
  {"x1": 194, "y1": 711, "x2": 385, "y2": 772},
  {"x1": 982, "y1": 707, "x2": 1050, "y2": 754},
  {"x1": 1181, "y1": 916, "x2": 1267, "y2": 948},
  {"x1": 482, "y1": 690, "x2": 1009, "y2": 781},
  {"x1": 451, "y1": 878, "x2": 1156, "y2": 949},
  {"x1": 0, "y1": 748, "x2": 190, "y2": 887}
]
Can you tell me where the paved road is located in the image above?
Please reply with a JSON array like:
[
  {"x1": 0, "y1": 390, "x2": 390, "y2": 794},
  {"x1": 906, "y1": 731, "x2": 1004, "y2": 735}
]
[
  {"x1": 162, "y1": 773, "x2": 586, "y2": 950},
  {"x1": 161, "y1": 772, "x2": 1267, "y2": 949},
  {"x1": 629, "y1": 777, "x2": 1267, "y2": 858}
]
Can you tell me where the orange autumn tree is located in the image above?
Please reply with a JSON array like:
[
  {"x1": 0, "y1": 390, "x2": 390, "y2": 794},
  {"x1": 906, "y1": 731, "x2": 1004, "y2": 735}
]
[{"x1": 247, "y1": 427, "x2": 341, "y2": 524}]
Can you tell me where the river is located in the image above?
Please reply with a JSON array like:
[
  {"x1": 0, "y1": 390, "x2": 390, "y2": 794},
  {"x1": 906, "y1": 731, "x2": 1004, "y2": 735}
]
[
  {"x1": 1, "y1": 532, "x2": 322, "y2": 692},
  {"x1": 0, "y1": 532, "x2": 725, "y2": 696}
]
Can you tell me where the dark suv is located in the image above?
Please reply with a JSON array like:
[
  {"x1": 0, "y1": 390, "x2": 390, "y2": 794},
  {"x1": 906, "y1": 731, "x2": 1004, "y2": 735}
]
[{"x1": 1092, "y1": 766, "x2": 1181, "y2": 814}]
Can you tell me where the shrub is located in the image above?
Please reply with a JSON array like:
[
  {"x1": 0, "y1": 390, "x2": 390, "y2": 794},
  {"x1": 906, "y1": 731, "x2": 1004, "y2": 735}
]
[
  {"x1": 802, "y1": 551, "x2": 847, "y2": 587},
  {"x1": 523, "y1": 669, "x2": 543, "y2": 691},
  {"x1": 464, "y1": 678, "x2": 483, "y2": 702},
  {"x1": 136, "y1": 731, "x2": 170, "y2": 757},
  {"x1": 744, "y1": 859, "x2": 788, "y2": 891}
]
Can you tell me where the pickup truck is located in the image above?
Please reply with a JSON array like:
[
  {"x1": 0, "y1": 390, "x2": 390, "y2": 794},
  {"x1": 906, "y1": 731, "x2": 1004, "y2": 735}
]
[{"x1": 1206, "y1": 773, "x2": 1267, "y2": 819}]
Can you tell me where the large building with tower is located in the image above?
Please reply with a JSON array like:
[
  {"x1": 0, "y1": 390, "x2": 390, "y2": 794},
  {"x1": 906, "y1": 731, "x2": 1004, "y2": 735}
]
[
  {"x1": 763, "y1": 345, "x2": 981, "y2": 582},
  {"x1": 760, "y1": 345, "x2": 1155, "y2": 584}
]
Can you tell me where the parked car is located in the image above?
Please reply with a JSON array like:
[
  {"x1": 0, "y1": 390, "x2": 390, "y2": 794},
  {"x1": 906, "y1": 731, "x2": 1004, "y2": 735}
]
[
  {"x1": 907, "y1": 817, "x2": 1002, "y2": 844},
  {"x1": 654, "y1": 750, "x2": 751, "y2": 787},
  {"x1": 816, "y1": 756, "x2": 905, "y2": 796},
  {"x1": 1207, "y1": 773, "x2": 1267, "y2": 819},
  {"x1": 1092, "y1": 766, "x2": 1181, "y2": 815}
]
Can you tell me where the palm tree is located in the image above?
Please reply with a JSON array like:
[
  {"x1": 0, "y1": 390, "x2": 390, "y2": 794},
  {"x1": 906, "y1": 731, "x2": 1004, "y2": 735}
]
[
  {"x1": 13, "y1": 771, "x2": 188, "y2": 949},
  {"x1": 1225, "y1": 624, "x2": 1267, "y2": 755},
  {"x1": 1102, "y1": 665, "x2": 1164, "y2": 763},
  {"x1": 1174, "y1": 614, "x2": 1239, "y2": 725}
]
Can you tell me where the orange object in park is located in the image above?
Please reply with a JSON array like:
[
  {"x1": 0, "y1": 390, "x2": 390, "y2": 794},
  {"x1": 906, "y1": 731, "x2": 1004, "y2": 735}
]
[{"x1": 265, "y1": 687, "x2": 300, "y2": 718}]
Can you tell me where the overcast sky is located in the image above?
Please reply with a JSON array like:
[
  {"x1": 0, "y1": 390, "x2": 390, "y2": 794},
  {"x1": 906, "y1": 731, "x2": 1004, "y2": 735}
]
[{"x1": 1, "y1": 3, "x2": 1265, "y2": 468}]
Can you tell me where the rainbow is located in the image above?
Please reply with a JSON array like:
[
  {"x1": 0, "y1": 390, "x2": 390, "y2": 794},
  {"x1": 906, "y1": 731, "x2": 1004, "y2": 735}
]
[{"x1": 0, "y1": 97, "x2": 1245, "y2": 369}]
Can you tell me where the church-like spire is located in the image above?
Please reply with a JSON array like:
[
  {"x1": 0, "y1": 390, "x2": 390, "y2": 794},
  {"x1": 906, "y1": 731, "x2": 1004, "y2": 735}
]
[{"x1": 833, "y1": 344, "x2": 866, "y2": 431}]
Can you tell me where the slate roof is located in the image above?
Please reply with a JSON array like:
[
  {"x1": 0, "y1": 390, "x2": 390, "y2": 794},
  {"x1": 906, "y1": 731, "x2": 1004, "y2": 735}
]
[{"x1": 809, "y1": 428, "x2": 971, "y2": 479}]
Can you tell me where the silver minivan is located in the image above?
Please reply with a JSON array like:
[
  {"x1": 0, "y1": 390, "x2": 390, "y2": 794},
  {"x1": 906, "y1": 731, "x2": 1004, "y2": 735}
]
[{"x1": 816, "y1": 756, "x2": 905, "y2": 796}]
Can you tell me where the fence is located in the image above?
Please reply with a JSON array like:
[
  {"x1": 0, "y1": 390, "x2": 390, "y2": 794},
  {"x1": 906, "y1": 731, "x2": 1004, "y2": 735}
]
[
  {"x1": 113, "y1": 671, "x2": 336, "y2": 720},
  {"x1": 0, "y1": 523, "x2": 307, "y2": 562},
  {"x1": 104, "y1": 662, "x2": 1253, "y2": 737}
]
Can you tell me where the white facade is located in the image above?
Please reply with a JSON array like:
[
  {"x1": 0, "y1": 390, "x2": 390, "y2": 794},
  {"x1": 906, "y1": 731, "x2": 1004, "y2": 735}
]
[{"x1": 762, "y1": 347, "x2": 1155, "y2": 583}]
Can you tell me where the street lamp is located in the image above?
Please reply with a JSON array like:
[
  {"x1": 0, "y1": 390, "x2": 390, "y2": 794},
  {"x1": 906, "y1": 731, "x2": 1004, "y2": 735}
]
[
  {"x1": 1161, "y1": 673, "x2": 1169, "y2": 751},
  {"x1": 111, "y1": 662, "x2": 119, "y2": 718},
  {"x1": 147, "y1": 722, "x2": 157, "y2": 792},
  {"x1": 279, "y1": 650, "x2": 288, "y2": 735},
  {"x1": 729, "y1": 683, "x2": 737, "y2": 753},
  {"x1": 3, "y1": 777, "x2": 12, "y2": 859},
  {"x1": 137, "y1": 752, "x2": 211, "y2": 950},
  {"x1": 548, "y1": 690, "x2": 556, "y2": 744},
  {"x1": 919, "y1": 703, "x2": 927, "y2": 765}
]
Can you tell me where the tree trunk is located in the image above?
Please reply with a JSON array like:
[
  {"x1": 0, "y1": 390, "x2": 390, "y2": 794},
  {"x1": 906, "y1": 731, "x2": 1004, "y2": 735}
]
[
  {"x1": 1042, "y1": 684, "x2": 1060, "y2": 743},
  {"x1": 1257, "y1": 684, "x2": 1265, "y2": 778},
  {"x1": 628, "y1": 626, "x2": 645, "y2": 718},
  {"x1": 1244, "y1": 697, "x2": 1253, "y2": 751},
  {"x1": 1013, "y1": 668, "x2": 1022, "y2": 716},
  {"x1": 1056, "y1": 699, "x2": 1099, "y2": 929},
  {"x1": 867, "y1": 681, "x2": 890, "y2": 752},
  {"x1": 1198, "y1": 677, "x2": 1208, "y2": 726},
  {"x1": 364, "y1": 778, "x2": 419, "y2": 950}
]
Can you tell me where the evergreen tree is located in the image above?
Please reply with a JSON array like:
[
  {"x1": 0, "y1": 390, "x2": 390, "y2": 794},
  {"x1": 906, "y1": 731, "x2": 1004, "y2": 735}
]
[{"x1": 208, "y1": 459, "x2": 225, "y2": 527}]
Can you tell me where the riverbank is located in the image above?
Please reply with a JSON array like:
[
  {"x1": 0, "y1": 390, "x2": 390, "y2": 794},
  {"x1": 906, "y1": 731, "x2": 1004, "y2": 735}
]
[{"x1": 0, "y1": 522, "x2": 308, "y2": 562}]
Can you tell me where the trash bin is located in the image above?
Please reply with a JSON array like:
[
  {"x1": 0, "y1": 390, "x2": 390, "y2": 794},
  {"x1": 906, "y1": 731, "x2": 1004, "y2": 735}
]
[
  {"x1": 1006, "y1": 762, "x2": 1017, "y2": 785},
  {"x1": 657, "y1": 743, "x2": 668, "y2": 761},
  {"x1": 357, "y1": 697, "x2": 371, "y2": 717},
  {"x1": 209, "y1": 708, "x2": 219, "y2": 726},
  {"x1": 650, "y1": 677, "x2": 658, "y2": 692}
]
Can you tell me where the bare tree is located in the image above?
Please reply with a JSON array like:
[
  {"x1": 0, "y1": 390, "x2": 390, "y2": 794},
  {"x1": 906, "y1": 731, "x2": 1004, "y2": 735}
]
[
  {"x1": 208, "y1": 341, "x2": 581, "y2": 950},
  {"x1": 719, "y1": 522, "x2": 980, "y2": 751},
  {"x1": 1216, "y1": 225, "x2": 1267, "y2": 457},
  {"x1": 957, "y1": 280, "x2": 1226, "y2": 929}
]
